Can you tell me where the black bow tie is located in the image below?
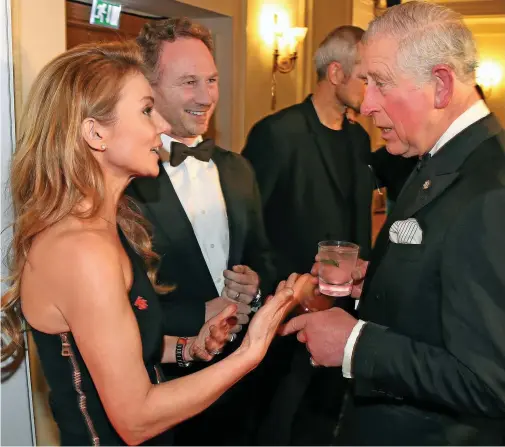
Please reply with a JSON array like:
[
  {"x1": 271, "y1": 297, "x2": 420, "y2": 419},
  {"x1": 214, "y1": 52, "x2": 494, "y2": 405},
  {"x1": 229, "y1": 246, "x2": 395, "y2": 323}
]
[
  {"x1": 416, "y1": 152, "x2": 432, "y2": 171},
  {"x1": 169, "y1": 139, "x2": 215, "y2": 167}
]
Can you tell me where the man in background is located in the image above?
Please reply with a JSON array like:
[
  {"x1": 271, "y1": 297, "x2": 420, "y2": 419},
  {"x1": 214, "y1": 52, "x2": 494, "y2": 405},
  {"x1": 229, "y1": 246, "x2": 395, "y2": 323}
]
[{"x1": 242, "y1": 26, "x2": 373, "y2": 445}]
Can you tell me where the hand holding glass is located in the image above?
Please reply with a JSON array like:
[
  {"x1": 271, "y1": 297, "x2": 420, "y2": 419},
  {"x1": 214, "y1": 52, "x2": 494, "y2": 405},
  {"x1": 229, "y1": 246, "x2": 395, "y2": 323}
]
[{"x1": 317, "y1": 241, "x2": 360, "y2": 297}]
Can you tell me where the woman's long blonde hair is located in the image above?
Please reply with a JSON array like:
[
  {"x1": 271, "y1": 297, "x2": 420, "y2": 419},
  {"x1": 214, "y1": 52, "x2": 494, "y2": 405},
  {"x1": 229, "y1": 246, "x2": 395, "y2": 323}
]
[{"x1": 1, "y1": 41, "x2": 169, "y2": 371}]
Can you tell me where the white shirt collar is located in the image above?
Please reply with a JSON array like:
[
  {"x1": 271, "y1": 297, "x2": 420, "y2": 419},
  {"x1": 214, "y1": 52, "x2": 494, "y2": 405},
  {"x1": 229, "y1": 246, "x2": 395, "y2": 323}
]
[
  {"x1": 429, "y1": 100, "x2": 490, "y2": 157},
  {"x1": 161, "y1": 133, "x2": 203, "y2": 153}
]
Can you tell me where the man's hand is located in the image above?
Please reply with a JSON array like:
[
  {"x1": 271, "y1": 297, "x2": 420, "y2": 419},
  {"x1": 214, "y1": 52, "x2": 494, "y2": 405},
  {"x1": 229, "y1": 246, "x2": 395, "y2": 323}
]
[
  {"x1": 222, "y1": 265, "x2": 260, "y2": 305},
  {"x1": 311, "y1": 256, "x2": 369, "y2": 299},
  {"x1": 279, "y1": 307, "x2": 357, "y2": 367},
  {"x1": 205, "y1": 297, "x2": 251, "y2": 333}
]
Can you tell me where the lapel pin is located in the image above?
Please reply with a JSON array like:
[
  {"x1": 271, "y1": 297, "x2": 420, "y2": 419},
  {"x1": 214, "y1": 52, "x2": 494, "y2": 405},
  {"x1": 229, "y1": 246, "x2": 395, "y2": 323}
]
[{"x1": 422, "y1": 179, "x2": 431, "y2": 190}]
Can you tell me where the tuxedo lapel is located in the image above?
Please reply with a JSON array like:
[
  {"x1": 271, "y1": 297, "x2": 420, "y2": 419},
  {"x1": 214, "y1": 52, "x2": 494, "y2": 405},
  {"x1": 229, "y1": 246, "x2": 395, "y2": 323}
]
[
  {"x1": 130, "y1": 164, "x2": 216, "y2": 288},
  {"x1": 212, "y1": 148, "x2": 248, "y2": 269}
]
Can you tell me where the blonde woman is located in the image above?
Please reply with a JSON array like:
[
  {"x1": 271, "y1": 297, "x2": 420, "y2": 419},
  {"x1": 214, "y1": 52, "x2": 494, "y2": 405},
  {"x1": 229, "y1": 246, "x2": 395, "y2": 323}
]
[{"x1": 1, "y1": 41, "x2": 301, "y2": 446}]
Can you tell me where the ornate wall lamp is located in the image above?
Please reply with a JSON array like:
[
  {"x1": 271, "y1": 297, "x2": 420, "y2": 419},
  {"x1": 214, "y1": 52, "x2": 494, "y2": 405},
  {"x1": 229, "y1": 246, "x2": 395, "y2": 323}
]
[{"x1": 270, "y1": 14, "x2": 307, "y2": 110}]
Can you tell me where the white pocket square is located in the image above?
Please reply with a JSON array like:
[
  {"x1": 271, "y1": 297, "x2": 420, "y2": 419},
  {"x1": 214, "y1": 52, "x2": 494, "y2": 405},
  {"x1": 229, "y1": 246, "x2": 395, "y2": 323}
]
[{"x1": 389, "y1": 218, "x2": 423, "y2": 244}]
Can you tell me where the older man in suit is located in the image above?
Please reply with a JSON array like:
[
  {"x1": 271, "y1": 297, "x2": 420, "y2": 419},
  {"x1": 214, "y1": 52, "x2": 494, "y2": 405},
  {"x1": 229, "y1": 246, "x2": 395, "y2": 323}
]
[
  {"x1": 127, "y1": 18, "x2": 275, "y2": 445},
  {"x1": 282, "y1": 2, "x2": 505, "y2": 445}
]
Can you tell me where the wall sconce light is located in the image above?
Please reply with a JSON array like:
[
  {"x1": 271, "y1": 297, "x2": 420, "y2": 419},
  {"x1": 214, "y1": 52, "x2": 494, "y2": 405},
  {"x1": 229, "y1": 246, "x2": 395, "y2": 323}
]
[
  {"x1": 477, "y1": 60, "x2": 503, "y2": 98},
  {"x1": 270, "y1": 14, "x2": 307, "y2": 110}
]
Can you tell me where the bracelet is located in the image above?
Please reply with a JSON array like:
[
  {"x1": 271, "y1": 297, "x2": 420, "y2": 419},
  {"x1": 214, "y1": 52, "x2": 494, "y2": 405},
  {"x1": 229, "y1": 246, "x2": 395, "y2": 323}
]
[
  {"x1": 251, "y1": 288, "x2": 262, "y2": 313},
  {"x1": 176, "y1": 337, "x2": 192, "y2": 368}
]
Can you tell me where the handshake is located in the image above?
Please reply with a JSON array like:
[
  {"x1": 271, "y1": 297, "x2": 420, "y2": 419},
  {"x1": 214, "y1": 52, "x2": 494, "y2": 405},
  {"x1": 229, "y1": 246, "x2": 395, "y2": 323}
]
[
  {"x1": 196, "y1": 251, "x2": 368, "y2": 367},
  {"x1": 205, "y1": 252, "x2": 369, "y2": 334}
]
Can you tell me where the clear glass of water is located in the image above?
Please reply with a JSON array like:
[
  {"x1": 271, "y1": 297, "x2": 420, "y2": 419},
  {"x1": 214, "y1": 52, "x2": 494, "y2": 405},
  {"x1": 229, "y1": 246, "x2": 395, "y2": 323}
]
[{"x1": 317, "y1": 241, "x2": 360, "y2": 297}]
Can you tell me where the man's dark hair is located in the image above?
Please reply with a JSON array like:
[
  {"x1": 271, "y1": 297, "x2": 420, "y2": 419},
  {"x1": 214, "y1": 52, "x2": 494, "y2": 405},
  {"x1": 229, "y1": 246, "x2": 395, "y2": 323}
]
[{"x1": 137, "y1": 17, "x2": 214, "y2": 84}]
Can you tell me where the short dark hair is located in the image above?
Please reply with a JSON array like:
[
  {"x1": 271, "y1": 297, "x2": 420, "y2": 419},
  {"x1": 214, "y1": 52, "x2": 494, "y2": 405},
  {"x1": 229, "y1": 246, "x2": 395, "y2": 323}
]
[{"x1": 137, "y1": 17, "x2": 214, "y2": 84}]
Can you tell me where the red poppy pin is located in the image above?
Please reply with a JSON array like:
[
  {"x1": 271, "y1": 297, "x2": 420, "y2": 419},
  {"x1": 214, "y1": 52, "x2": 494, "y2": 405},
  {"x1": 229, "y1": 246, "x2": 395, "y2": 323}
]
[{"x1": 134, "y1": 296, "x2": 148, "y2": 310}]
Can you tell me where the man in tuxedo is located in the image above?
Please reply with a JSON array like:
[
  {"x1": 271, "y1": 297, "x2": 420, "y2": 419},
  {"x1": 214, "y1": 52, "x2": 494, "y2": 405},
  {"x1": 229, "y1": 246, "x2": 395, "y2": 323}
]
[
  {"x1": 127, "y1": 18, "x2": 275, "y2": 445},
  {"x1": 242, "y1": 26, "x2": 374, "y2": 445},
  {"x1": 282, "y1": 2, "x2": 505, "y2": 445}
]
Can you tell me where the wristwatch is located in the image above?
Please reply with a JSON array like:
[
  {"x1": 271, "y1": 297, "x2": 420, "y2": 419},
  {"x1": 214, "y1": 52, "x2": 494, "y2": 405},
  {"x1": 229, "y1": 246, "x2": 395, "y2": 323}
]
[
  {"x1": 251, "y1": 288, "x2": 262, "y2": 313},
  {"x1": 176, "y1": 337, "x2": 192, "y2": 368}
]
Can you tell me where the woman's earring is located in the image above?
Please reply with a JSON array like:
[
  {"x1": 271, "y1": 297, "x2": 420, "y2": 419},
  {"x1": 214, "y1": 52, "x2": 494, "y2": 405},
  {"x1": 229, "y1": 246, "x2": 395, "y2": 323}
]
[{"x1": 100, "y1": 144, "x2": 107, "y2": 151}]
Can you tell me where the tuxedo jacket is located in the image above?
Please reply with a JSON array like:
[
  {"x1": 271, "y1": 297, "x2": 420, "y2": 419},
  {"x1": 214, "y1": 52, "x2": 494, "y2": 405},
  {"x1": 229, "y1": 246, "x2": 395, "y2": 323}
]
[
  {"x1": 337, "y1": 114, "x2": 505, "y2": 445},
  {"x1": 242, "y1": 95, "x2": 374, "y2": 284},
  {"x1": 126, "y1": 146, "x2": 275, "y2": 339}
]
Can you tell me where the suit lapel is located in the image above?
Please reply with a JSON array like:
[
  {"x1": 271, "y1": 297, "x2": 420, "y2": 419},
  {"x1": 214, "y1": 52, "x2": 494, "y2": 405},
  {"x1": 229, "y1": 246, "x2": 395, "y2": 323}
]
[
  {"x1": 212, "y1": 148, "x2": 248, "y2": 269},
  {"x1": 363, "y1": 114, "x2": 502, "y2": 293},
  {"x1": 401, "y1": 172, "x2": 459, "y2": 219},
  {"x1": 302, "y1": 98, "x2": 346, "y2": 201},
  {"x1": 400, "y1": 114, "x2": 502, "y2": 219},
  {"x1": 131, "y1": 164, "x2": 215, "y2": 288},
  {"x1": 365, "y1": 168, "x2": 458, "y2": 285}
]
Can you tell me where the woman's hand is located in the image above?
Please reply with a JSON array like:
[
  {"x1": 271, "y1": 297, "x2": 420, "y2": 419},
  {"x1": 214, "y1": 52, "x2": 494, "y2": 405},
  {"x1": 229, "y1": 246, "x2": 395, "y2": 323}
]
[
  {"x1": 238, "y1": 273, "x2": 307, "y2": 363},
  {"x1": 187, "y1": 304, "x2": 238, "y2": 362}
]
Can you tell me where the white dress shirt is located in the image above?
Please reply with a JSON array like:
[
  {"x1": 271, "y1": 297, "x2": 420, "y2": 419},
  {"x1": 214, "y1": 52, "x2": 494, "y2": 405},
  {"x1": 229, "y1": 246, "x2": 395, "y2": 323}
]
[
  {"x1": 342, "y1": 100, "x2": 491, "y2": 379},
  {"x1": 161, "y1": 133, "x2": 229, "y2": 295},
  {"x1": 429, "y1": 100, "x2": 490, "y2": 157}
]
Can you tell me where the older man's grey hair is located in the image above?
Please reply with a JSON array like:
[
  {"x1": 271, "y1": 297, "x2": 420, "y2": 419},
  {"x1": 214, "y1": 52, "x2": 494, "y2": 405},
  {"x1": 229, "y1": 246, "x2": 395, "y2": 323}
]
[
  {"x1": 314, "y1": 26, "x2": 365, "y2": 82},
  {"x1": 363, "y1": 1, "x2": 478, "y2": 85}
]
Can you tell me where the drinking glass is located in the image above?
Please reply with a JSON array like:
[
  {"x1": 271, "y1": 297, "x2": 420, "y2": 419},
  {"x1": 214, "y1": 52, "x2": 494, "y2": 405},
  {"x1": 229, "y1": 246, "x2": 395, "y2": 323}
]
[{"x1": 317, "y1": 240, "x2": 359, "y2": 297}]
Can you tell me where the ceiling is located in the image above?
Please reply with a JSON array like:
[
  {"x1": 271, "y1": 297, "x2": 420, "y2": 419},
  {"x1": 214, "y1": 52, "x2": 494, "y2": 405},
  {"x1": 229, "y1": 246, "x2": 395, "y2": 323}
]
[{"x1": 73, "y1": 0, "x2": 224, "y2": 19}]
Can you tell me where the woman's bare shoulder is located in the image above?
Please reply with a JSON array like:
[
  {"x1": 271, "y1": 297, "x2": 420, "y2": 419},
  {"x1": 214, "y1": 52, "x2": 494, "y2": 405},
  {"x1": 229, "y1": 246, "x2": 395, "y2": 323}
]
[
  {"x1": 32, "y1": 222, "x2": 118, "y2": 264},
  {"x1": 25, "y1": 222, "x2": 124, "y2": 296},
  {"x1": 22, "y1": 223, "x2": 124, "y2": 332}
]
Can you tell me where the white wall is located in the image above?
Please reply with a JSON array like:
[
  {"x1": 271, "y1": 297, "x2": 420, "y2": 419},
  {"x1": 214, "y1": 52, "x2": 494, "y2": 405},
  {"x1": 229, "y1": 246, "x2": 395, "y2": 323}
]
[
  {"x1": 0, "y1": 0, "x2": 35, "y2": 444},
  {"x1": 5, "y1": 1, "x2": 66, "y2": 445}
]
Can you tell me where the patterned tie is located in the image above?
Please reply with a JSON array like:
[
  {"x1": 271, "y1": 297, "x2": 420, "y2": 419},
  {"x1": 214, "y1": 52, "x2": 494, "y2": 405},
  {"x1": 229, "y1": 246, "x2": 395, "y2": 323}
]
[{"x1": 169, "y1": 139, "x2": 215, "y2": 167}]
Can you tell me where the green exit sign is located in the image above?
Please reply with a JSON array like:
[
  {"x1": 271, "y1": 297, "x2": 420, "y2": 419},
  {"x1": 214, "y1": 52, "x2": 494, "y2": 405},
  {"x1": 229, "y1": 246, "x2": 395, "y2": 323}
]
[{"x1": 90, "y1": 0, "x2": 122, "y2": 29}]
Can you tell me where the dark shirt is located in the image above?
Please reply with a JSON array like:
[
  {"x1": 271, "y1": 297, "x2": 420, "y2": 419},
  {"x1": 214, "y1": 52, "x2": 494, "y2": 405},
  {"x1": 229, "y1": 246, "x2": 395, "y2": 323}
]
[{"x1": 316, "y1": 118, "x2": 354, "y2": 238}]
